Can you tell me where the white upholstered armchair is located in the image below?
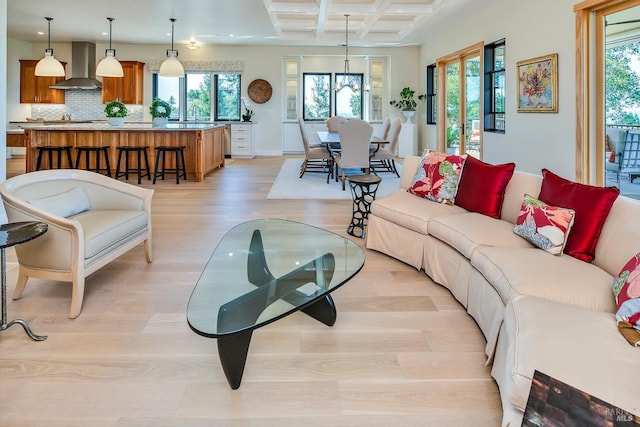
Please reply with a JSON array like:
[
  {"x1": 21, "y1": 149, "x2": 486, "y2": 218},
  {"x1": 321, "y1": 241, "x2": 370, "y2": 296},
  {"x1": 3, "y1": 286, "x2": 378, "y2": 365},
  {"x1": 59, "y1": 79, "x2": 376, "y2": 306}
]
[{"x1": 0, "y1": 169, "x2": 153, "y2": 318}]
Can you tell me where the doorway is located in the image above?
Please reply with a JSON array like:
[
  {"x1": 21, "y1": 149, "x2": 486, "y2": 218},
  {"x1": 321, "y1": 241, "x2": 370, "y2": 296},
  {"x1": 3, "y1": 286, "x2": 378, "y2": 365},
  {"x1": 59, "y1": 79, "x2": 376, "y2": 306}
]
[{"x1": 437, "y1": 43, "x2": 483, "y2": 158}]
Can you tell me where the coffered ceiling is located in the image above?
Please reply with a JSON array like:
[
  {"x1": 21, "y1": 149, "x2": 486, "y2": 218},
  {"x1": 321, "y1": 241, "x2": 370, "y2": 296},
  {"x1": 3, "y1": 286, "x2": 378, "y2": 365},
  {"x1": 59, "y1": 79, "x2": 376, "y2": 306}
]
[{"x1": 7, "y1": 0, "x2": 468, "y2": 47}]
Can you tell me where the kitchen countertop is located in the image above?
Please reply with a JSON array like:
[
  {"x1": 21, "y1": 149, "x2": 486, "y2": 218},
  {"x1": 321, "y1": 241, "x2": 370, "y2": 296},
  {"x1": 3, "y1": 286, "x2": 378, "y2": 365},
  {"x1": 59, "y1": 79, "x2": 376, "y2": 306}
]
[{"x1": 21, "y1": 123, "x2": 223, "y2": 131}]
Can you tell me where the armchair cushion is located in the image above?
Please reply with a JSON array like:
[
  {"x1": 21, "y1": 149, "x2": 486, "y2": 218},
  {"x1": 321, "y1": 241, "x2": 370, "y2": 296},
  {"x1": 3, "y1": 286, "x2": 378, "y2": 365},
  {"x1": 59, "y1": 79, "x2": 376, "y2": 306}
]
[
  {"x1": 29, "y1": 186, "x2": 91, "y2": 218},
  {"x1": 73, "y1": 210, "x2": 149, "y2": 262}
]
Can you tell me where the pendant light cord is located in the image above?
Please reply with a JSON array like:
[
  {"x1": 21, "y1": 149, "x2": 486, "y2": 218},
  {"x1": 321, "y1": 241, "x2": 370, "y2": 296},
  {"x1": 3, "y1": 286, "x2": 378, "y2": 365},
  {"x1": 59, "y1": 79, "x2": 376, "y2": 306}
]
[
  {"x1": 45, "y1": 17, "x2": 53, "y2": 53},
  {"x1": 170, "y1": 18, "x2": 176, "y2": 51},
  {"x1": 108, "y1": 17, "x2": 114, "y2": 49}
]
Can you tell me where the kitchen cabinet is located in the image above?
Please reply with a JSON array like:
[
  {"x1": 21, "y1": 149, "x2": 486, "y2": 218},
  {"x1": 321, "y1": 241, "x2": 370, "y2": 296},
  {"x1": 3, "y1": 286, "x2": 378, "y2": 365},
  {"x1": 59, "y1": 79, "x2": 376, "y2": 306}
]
[
  {"x1": 19, "y1": 60, "x2": 67, "y2": 104},
  {"x1": 101, "y1": 61, "x2": 144, "y2": 104},
  {"x1": 230, "y1": 123, "x2": 254, "y2": 158}
]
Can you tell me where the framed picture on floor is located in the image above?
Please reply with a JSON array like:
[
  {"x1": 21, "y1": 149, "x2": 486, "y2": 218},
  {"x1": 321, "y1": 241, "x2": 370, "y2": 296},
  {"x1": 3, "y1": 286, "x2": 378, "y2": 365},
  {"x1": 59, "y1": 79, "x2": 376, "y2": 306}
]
[{"x1": 517, "y1": 53, "x2": 558, "y2": 113}]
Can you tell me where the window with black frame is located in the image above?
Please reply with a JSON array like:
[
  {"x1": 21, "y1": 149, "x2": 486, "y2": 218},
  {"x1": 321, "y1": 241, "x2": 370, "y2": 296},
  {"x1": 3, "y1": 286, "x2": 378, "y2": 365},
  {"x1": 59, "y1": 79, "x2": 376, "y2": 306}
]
[
  {"x1": 303, "y1": 73, "x2": 331, "y2": 121},
  {"x1": 152, "y1": 72, "x2": 241, "y2": 121},
  {"x1": 426, "y1": 64, "x2": 436, "y2": 124},
  {"x1": 483, "y1": 39, "x2": 506, "y2": 133},
  {"x1": 334, "y1": 73, "x2": 364, "y2": 119}
]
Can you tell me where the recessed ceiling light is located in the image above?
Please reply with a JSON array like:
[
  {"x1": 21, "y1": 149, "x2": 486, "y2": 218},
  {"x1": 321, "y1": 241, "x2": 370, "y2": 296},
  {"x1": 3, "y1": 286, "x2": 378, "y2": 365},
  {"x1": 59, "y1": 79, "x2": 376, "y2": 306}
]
[{"x1": 37, "y1": 31, "x2": 44, "y2": 35}]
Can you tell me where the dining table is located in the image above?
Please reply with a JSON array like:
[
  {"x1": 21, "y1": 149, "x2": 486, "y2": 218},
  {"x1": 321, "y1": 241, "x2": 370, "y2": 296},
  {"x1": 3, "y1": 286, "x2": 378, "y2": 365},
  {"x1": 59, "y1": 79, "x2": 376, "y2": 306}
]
[{"x1": 316, "y1": 130, "x2": 388, "y2": 157}]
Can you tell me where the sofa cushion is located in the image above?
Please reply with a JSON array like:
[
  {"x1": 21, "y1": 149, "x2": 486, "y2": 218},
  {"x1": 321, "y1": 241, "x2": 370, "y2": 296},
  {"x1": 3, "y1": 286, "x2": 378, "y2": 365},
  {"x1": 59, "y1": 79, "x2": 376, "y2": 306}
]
[
  {"x1": 370, "y1": 189, "x2": 466, "y2": 235},
  {"x1": 471, "y1": 246, "x2": 617, "y2": 313},
  {"x1": 29, "y1": 186, "x2": 91, "y2": 218},
  {"x1": 71, "y1": 210, "x2": 149, "y2": 261},
  {"x1": 429, "y1": 212, "x2": 533, "y2": 259},
  {"x1": 407, "y1": 151, "x2": 465, "y2": 205},
  {"x1": 613, "y1": 253, "x2": 640, "y2": 346},
  {"x1": 513, "y1": 194, "x2": 575, "y2": 256},
  {"x1": 455, "y1": 156, "x2": 515, "y2": 219},
  {"x1": 494, "y1": 295, "x2": 640, "y2": 415},
  {"x1": 538, "y1": 168, "x2": 619, "y2": 263}
]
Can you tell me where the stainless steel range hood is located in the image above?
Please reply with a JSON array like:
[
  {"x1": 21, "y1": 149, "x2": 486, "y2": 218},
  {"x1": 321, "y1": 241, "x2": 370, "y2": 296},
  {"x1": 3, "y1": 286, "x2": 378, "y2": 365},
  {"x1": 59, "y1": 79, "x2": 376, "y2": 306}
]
[{"x1": 49, "y1": 42, "x2": 102, "y2": 90}]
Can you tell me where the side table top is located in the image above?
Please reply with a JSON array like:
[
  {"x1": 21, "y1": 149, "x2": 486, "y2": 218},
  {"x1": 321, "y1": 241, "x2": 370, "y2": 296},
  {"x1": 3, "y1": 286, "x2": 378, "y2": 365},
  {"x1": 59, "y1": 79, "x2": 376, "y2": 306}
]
[
  {"x1": 347, "y1": 174, "x2": 382, "y2": 185},
  {"x1": 0, "y1": 222, "x2": 48, "y2": 250}
]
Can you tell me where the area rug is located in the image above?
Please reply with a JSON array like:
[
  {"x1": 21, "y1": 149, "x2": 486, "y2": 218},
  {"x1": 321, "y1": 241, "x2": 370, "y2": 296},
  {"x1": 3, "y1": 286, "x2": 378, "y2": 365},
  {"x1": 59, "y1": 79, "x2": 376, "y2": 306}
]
[{"x1": 267, "y1": 158, "x2": 402, "y2": 200}]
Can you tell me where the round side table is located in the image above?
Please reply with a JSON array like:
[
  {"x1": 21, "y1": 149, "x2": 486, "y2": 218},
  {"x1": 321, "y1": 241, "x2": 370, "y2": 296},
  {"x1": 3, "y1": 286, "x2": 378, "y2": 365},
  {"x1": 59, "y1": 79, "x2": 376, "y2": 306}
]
[
  {"x1": 347, "y1": 175, "x2": 382, "y2": 238},
  {"x1": 0, "y1": 221, "x2": 48, "y2": 341}
]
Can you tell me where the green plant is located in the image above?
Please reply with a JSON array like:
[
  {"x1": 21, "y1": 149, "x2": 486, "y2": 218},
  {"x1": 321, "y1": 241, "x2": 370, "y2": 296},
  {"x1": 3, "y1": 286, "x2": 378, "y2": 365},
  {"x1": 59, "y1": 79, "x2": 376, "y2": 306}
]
[
  {"x1": 389, "y1": 87, "x2": 426, "y2": 111},
  {"x1": 149, "y1": 98, "x2": 172, "y2": 118},
  {"x1": 104, "y1": 99, "x2": 128, "y2": 118},
  {"x1": 244, "y1": 107, "x2": 254, "y2": 116}
]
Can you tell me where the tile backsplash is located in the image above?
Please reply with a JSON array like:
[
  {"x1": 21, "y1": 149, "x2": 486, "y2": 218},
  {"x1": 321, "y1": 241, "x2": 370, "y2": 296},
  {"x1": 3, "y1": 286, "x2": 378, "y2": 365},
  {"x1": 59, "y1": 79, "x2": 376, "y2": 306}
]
[{"x1": 30, "y1": 90, "x2": 143, "y2": 121}]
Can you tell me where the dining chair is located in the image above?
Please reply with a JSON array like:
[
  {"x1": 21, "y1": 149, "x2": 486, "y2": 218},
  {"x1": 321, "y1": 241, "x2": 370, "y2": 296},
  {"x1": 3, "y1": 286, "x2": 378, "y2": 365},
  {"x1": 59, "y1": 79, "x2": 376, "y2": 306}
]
[
  {"x1": 334, "y1": 119, "x2": 374, "y2": 190},
  {"x1": 379, "y1": 117, "x2": 391, "y2": 139},
  {"x1": 298, "y1": 116, "x2": 333, "y2": 180},
  {"x1": 370, "y1": 118, "x2": 402, "y2": 176},
  {"x1": 327, "y1": 115, "x2": 348, "y2": 133}
]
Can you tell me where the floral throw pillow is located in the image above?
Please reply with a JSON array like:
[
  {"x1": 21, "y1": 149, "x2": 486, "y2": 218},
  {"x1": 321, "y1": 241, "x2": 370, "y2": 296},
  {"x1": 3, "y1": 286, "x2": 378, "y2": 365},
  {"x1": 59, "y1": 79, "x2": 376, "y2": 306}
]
[
  {"x1": 513, "y1": 194, "x2": 575, "y2": 256},
  {"x1": 407, "y1": 151, "x2": 465, "y2": 205},
  {"x1": 613, "y1": 254, "x2": 640, "y2": 347}
]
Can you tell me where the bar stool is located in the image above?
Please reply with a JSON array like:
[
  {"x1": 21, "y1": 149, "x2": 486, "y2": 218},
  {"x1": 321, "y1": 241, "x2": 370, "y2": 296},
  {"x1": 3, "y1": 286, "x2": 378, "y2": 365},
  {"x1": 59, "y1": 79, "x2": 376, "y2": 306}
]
[
  {"x1": 153, "y1": 146, "x2": 187, "y2": 184},
  {"x1": 115, "y1": 146, "x2": 151, "y2": 184},
  {"x1": 35, "y1": 146, "x2": 73, "y2": 171},
  {"x1": 74, "y1": 146, "x2": 112, "y2": 177}
]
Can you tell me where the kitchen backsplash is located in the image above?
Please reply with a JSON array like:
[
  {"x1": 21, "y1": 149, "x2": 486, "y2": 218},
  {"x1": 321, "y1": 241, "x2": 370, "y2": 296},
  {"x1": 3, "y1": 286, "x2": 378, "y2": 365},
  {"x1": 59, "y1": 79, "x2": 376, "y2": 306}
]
[{"x1": 30, "y1": 90, "x2": 144, "y2": 121}]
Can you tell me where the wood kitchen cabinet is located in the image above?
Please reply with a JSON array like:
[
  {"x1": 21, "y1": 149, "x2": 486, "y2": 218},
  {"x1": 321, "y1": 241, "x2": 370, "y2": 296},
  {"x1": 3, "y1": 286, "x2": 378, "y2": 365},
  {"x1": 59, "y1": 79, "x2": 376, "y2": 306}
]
[
  {"x1": 101, "y1": 61, "x2": 144, "y2": 104},
  {"x1": 19, "y1": 59, "x2": 67, "y2": 104}
]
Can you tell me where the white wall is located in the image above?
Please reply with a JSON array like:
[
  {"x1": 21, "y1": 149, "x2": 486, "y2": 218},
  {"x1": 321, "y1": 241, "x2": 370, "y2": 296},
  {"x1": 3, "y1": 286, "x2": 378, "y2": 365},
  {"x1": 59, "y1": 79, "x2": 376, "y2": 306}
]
[
  {"x1": 0, "y1": 0, "x2": 7, "y2": 184},
  {"x1": 7, "y1": 40, "x2": 418, "y2": 156},
  {"x1": 419, "y1": 0, "x2": 578, "y2": 178}
]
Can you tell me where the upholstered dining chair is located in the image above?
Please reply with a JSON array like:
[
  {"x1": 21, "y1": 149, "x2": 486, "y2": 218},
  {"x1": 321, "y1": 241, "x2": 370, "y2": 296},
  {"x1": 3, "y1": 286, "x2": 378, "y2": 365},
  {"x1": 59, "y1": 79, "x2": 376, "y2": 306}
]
[
  {"x1": 298, "y1": 116, "x2": 333, "y2": 180},
  {"x1": 378, "y1": 117, "x2": 391, "y2": 140},
  {"x1": 334, "y1": 119, "x2": 374, "y2": 190},
  {"x1": 326, "y1": 115, "x2": 348, "y2": 133},
  {"x1": 370, "y1": 118, "x2": 402, "y2": 177}
]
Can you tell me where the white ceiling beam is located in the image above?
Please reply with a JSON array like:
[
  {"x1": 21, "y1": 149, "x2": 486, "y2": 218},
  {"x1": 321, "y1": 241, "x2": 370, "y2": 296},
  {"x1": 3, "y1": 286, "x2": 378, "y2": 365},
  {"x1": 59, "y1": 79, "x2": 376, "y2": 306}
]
[{"x1": 315, "y1": 0, "x2": 330, "y2": 38}]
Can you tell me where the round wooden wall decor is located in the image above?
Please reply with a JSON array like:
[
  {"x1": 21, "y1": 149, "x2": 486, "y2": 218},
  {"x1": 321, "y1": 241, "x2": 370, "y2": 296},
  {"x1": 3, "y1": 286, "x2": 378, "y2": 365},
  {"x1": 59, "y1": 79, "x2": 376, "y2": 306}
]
[{"x1": 247, "y1": 79, "x2": 273, "y2": 104}]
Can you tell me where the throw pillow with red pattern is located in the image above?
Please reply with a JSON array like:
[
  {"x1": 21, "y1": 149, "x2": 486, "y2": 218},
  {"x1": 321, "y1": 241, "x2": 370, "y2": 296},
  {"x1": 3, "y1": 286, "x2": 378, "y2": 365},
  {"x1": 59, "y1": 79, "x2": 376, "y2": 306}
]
[
  {"x1": 513, "y1": 194, "x2": 575, "y2": 256},
  {"x1": 613, "y1": 253, "x2": 640, "y2": 347},
  {"x1": 407, "y1": 151, "x2": 465, "y2": 205}
]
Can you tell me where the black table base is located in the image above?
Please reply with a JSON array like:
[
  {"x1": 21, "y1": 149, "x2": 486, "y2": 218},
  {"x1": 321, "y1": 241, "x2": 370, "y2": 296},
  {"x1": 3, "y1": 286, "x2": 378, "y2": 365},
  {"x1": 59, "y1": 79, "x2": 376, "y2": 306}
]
[{"x1": 347, "y1": 175, "x2": 382, "y2": 238}]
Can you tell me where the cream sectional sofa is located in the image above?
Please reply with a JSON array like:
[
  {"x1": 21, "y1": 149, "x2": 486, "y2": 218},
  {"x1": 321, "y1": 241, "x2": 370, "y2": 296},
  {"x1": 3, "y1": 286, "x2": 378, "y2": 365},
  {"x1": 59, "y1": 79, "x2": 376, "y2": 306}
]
[{"x1": 365, "y1": 155, "x2": 640, "y2": 425}]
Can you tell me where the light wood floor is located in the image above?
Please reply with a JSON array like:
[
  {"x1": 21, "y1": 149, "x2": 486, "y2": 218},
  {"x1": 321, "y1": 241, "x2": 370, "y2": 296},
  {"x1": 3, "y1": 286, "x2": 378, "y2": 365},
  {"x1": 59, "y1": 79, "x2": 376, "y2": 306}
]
[{"x1": 0, "y1": 156, "x2": 502, "y2": 426}]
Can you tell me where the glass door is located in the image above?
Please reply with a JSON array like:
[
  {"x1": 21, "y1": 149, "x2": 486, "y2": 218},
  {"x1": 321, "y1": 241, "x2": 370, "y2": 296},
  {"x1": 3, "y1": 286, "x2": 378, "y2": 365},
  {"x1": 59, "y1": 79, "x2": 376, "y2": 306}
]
[{"x1": 443, "y1": 50, "x2": 482, "y2": 158}]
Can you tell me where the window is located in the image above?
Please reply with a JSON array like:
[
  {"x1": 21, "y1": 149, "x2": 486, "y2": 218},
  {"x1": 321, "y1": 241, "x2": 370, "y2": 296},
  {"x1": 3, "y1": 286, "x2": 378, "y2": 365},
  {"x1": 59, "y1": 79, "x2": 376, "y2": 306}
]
[
  {"x1": 215, "y1": 74, "x2": 241, "y2": 121},
  {"x1": 303, "y1": 73, "x2": 331, "y2": 121},
  {"x1": 153, "y1": 75, "x2": 180, "y2": 120},
  {"x1": 153, "y1": 72, "x2": 241, "y2": 121},
  {"x1": 334, "y1": 73, "x2": 364, "y2": 119},
  {"x1": 483, "y1": 39, "x2": 506, "y2": 133},
  {"x1": 426, "y1": 64, "x2": 436, "y2": 124},
  {"x1": 186, "y1": 74, "x2": 210, "y2": 121}
]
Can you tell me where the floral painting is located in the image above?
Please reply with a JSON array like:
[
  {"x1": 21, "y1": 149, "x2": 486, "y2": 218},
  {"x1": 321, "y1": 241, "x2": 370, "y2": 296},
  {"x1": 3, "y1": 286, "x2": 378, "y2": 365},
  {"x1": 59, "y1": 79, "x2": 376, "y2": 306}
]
[{"x1": 517, "y1": 53, "x2": 558, "y2": 113}]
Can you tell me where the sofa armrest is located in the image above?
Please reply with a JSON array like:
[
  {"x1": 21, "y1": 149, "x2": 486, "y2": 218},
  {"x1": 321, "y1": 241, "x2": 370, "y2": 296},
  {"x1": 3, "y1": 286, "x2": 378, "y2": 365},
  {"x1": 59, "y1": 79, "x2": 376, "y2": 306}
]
[{"x1": 400, "y1": 155, "x2": 422, "y2": 189}]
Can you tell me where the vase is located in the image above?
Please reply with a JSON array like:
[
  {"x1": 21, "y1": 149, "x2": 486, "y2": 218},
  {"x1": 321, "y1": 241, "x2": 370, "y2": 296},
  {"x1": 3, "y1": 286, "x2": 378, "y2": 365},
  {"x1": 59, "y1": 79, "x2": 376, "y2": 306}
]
[
  {"x1": 152, "y1": 117, "x2": 168, "y2": 127},
  {"x1": 242, "y1": 115, "x2": 252, "y2": 122},
  {"x1": 402, "y1": 110, "x2": 416, "y2": 123},
  {"x1": 108, "y1": 117, "x2": 124, "y2": 127}
]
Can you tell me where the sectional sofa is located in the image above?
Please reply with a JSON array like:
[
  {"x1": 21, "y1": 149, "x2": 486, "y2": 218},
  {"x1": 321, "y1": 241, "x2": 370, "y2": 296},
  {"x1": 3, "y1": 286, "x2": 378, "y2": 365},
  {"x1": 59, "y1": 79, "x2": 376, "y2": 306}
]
[{"x1": 365, "y1": 154, "x2": 640, "y2": 425}]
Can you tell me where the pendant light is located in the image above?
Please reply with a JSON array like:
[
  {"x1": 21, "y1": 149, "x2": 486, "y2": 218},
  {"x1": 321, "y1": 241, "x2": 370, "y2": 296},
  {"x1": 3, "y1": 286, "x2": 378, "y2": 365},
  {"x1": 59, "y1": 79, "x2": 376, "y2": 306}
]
[
  {"x1": 96, "y1": 17, "x2": 124, "y2": 77},
  {"x1": 35, "y1": 17, "x2": 66, "y2": 77},
  {"x1": 334, "y1": 14, "x2": 369, "y2": 93},
  {"x1": 159, "y1": 18, "x2": 185, "y2": 78}
]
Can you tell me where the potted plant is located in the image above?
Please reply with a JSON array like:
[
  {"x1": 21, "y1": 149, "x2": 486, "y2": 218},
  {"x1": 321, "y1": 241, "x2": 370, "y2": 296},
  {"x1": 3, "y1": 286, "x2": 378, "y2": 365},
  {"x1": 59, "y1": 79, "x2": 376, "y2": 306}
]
[
  {"x1": 149, "y1": 98, "x2": 172, "y2": 127},
  {"x1": 104, "y1": 99, "x2": 128, "y2": 126},
  {"x1": 389, "y1": 87, "x2": 426, "y2": 123},
  {"x1": 241, "y1": 96, "x2": 253, "y2": 122}
]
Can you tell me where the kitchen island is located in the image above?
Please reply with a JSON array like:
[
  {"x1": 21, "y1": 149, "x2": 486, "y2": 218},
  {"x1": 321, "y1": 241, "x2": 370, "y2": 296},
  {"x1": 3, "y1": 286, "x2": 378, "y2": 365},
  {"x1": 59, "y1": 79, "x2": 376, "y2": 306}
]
[{"x1": 22, "y1": 123, "x2": 225, "y2": 182}]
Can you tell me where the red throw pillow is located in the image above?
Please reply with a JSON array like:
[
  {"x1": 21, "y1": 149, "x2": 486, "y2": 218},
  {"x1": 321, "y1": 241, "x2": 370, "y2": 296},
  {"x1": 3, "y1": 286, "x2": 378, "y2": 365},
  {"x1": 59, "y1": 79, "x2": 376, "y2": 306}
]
[
  {"x1": 538, "y1": 169, "x2": 619, "y2": 262},
  {"x1": 455, "y1": 156, "x2": 515, "y2": 219},
  {"x1": 609, "y1": 150, "x2": 616, "y2": 163}
]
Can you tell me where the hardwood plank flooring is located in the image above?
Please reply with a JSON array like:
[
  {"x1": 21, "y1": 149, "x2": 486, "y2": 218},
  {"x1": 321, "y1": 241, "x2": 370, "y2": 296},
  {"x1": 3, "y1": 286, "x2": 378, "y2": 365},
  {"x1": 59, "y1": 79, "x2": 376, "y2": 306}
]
[{"x1": 0, "y1": 156, "x2": 502, "y2": 426}]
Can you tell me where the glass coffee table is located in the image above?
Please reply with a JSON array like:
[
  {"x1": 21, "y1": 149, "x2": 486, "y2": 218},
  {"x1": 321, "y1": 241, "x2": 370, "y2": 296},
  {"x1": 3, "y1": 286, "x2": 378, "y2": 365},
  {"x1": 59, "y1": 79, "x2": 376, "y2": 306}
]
[{"x1": 187, "y1": 218, "x2": 365, "y2": 389}]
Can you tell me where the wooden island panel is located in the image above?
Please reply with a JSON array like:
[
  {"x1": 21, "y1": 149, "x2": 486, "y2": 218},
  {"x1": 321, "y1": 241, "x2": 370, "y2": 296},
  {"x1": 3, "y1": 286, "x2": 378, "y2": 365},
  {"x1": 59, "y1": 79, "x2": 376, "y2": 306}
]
[{"x1": 24, "y1": 125, "x2": 225, "y2": 182}]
